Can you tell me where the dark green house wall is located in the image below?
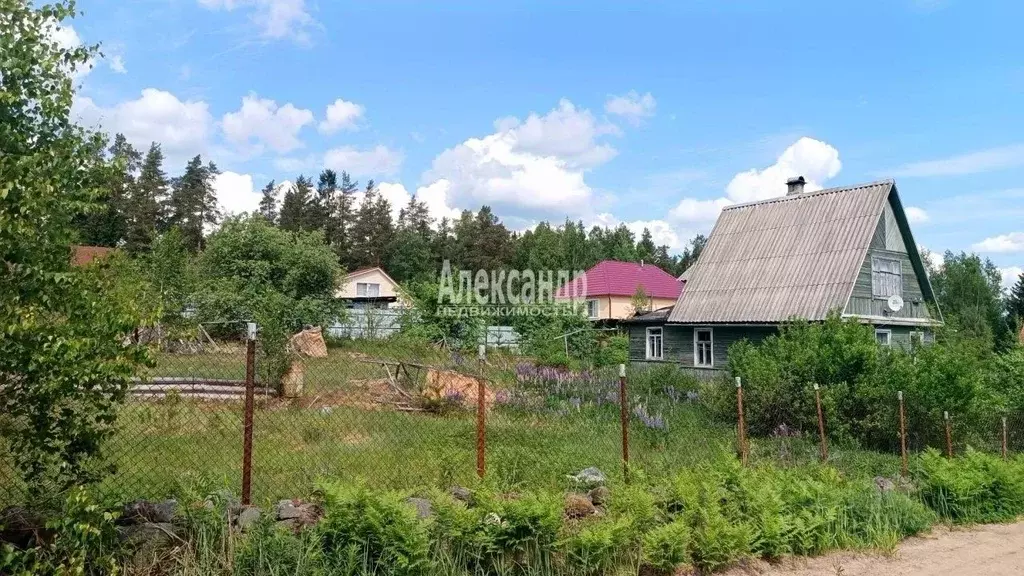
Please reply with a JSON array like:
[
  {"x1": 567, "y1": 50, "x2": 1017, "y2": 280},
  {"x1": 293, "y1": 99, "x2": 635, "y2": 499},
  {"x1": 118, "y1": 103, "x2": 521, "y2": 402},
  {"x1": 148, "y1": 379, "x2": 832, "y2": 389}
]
[
  {"x1": 628, "y1": 324, "x2": 776, "y2": 372},
  {"x1": 845, "y1": 203, "x2": 934, "y2": 322}
]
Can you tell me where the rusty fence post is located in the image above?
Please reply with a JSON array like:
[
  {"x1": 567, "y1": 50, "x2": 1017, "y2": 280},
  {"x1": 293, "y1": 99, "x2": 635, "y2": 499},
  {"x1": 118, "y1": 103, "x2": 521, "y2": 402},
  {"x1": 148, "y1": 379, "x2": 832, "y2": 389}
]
[
  {"x1": 944, "y1": 411, "x2": 953, "y2": 459},
  {"x1": 814, "y1": 383, "x2": 828, "y2": 462},
  {"x1": 1003, "y1": 417, "x2": 1009, "y2": 461},
  {"x1": 476, "y1": 344, "x2": 486, "y2": 479},
  {"x1": 898, "y1": 391, "x2": 908, "y2": 478},
  {"x1": 241, "y1": 322, "x2": 257, "y2": 505},
  {"x1": 618, "y1": 364, "x2": 630, "y2": 482},
  {"x1": 736, "y1": 377, "x2": 748, "y2": 465}
]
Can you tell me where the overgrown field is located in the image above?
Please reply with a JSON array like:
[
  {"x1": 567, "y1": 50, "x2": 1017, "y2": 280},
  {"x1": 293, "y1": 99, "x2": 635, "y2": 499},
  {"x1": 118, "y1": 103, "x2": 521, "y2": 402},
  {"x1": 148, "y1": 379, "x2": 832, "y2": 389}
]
[{"x1": 77, "y1": 345, "x2": 909, "y2": 506}]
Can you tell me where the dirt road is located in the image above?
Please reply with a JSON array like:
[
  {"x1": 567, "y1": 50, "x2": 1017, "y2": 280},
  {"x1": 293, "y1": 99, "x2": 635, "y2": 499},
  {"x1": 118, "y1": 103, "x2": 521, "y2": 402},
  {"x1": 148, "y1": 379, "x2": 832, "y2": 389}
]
[{"x1": 720, "y1": 522, "x2": 1024, "y2": 576}]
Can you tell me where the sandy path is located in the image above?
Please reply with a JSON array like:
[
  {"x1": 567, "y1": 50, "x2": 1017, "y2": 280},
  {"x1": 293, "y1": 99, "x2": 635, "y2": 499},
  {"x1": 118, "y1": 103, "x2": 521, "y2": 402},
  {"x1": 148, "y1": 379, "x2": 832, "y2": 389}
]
[{"x1": 720, "y1": 522, "x2": 1024, "y2": 576}]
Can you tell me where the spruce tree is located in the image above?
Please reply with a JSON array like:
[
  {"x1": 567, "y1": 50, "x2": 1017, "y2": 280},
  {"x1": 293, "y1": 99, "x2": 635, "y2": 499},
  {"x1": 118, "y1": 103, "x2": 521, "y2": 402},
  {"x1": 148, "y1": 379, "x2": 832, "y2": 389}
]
[
  {"x1": 279, "y1": 175, "x2": 313, "y2": 232},
  {"x1": 310, "y1": 169, "x2": 337, "y2": 238},
  {"x1": 1007, "y1": 271, "x2": 1024, "y2": 329},
  {"x1": 388, "y1": 196, "x2": 435, "y2": 282},
  {"x1": 124, "y1": 142, "x2": 167, "y2": 253},
  {"x1": 349, "y1": 180, "x2": 394, "y2": 268},
  {"x1": 76, "y1": 133, "x2": 139, "y2": 246},
  {"x1": 167, "y1": 155, "x2": 219, "y2": 252},
  {"x1": 258, "y1": 179, "x2": 279, "y2": 224},
  {"x1": 637, "y1": 227, "x2": 656, "y2": 263},
  {"x1": 332, "y1": 171, "x2": 358, "y2": 268}
]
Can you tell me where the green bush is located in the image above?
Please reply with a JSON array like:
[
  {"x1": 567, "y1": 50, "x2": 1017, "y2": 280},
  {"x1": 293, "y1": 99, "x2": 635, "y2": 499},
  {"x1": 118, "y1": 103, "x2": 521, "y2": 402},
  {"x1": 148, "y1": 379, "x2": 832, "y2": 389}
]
[
  {"x1": 560, "y1": 517, "x2": 632, "y2": 575},
  {"x1": 912, "y1": 448, "x2": 1024, "y2": 523},
  {"x1": 641, "y1": 519, "x2": 691, "y2": 573},
  {"x1": 318, "y1": 483, "x2": 430, "y2": 576}
]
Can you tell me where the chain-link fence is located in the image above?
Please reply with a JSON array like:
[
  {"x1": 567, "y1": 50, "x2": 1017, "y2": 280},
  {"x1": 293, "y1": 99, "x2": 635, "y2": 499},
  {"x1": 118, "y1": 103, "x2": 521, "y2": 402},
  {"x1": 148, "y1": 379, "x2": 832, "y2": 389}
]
[{"x1": 2, "y1": 330, "x2": 1022, "y2": 507}]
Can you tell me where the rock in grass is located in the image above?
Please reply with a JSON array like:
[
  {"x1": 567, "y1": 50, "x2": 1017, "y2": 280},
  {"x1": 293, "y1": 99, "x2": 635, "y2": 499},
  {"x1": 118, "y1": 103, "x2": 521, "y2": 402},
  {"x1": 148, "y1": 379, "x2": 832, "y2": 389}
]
[
  {"x1": 588, "y1": 486, "x2": 611, "y2": 507},
  {"x1": 569, "y1": 467, "x2": 607, "y2": 488},
  {"x1": 449, "y1": 486, "x2": 473, "y2": 504},
  {"x1": 874, "y1": 476, "x2": 896, "y2": 492},
  {"x1": 564, "y1": 494, "x2": 597, "y2": 519},
  {"x1": 275, "y1": 499, "x2": 303, "y2": 520},
  {"x1": 407, "y1": 497, "x2": 433, "y2": 519},
  {"x1": 236, "y1": 506, "x2": 262, "y2": 531}
]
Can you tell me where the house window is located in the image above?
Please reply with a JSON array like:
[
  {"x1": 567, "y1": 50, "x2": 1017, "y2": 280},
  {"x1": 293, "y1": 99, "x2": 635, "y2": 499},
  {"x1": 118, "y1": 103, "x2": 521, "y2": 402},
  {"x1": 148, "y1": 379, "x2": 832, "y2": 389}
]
[
  {"x1": 586, "y1": 299, "x2": 600, "y2": 319},
  {"x1": 871, "y1": 257, "x2": 902, "y2": 298},
  {"x1": 910, "y1": 331, "x2": 923, "y2": 347},
  {"x1": 694, "y1": 328, "x2": 713, "y2": 367},
  {"x1": 356, "y1": 282, "x2": 380, "y2": 298},
  {"x1": 875, "y1": 329, "x2": 892, "y2": 346},
  {"x1": 646, "y1": 327, "x2": 663, "y2": 360}
]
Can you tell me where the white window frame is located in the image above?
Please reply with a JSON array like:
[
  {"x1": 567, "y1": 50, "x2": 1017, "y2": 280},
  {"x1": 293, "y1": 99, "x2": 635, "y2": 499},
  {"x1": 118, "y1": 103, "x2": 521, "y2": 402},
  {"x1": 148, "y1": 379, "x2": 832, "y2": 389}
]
[
  {"x1": 871, "y1": 256, "x2": 903, "y2": 299},
  {"x1": 875, "y1": 329, "x2": 892, "y2": 347},
  {"x1": 356, "y1": 282, "x2": 381, "y2": 298},
  {"x1": 646, "y1": 327, "x2": 663, "y2": 360},
  {"x1": 910, "y1": 330, "x2": 924, "y2": 347},
  {"x1": 693, "y1": 327, "x2": 714, "y2": 368},
  {"x1": 585, "y1": 299, "x2": 600, "y2": 319}
]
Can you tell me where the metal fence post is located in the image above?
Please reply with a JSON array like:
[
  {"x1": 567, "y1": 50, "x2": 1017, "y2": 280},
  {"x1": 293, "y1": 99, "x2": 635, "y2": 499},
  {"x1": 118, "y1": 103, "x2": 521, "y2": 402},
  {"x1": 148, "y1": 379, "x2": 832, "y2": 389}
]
[
  {"x1": 736, "y1": 377, "x2": 748, "y2": 466},
  {"x1": 898, "y1": 391, "x2": 908, "y2": 478},
  {"x1": 944, "y1": 411, "x2": 953, "y2": 459},
  {"x1": 618, "y1": 364, "x2": 629, "y2": 482},
  {"x1": 476, "y1": 344, "x2": 486, "y2": 479},
  {"x1": 1003, "y1": 416, "x2": 1009, "y2": 461},
  {"x1": 242, "y1": 322, "x2": 257, "y2": 505},
  {"x1": 814, "y1": 383, "x2": 828, "y2": 462}
]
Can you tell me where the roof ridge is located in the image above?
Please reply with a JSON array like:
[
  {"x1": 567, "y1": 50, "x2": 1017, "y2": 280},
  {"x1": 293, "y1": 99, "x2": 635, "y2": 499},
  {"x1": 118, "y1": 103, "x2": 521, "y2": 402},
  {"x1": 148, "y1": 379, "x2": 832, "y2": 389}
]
[{"x1": 722, "y1": 179, "x2": 894, "y2": 212}]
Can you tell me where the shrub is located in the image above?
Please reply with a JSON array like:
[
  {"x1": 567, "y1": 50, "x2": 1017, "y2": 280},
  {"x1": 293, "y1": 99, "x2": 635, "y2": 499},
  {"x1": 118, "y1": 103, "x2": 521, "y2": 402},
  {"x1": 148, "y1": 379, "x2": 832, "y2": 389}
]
[
  {"x1": 560, "y1": 517, "x2": 632, "y2": 575},
  {"x1": 318, "y1": 483, "x2": 430, "y2": 576}
]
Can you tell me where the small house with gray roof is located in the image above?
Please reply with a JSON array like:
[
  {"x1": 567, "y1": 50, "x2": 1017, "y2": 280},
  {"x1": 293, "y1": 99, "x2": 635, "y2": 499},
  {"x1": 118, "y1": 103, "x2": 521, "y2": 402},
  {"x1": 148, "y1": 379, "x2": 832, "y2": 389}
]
[{"x1": 627, "y1": 177, "x2": 942, "y2": 372}]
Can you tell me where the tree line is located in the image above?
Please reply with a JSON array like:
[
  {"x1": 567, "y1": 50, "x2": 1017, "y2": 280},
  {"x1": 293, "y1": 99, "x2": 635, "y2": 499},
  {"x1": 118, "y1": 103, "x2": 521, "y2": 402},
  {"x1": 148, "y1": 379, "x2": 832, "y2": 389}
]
[{"x1": 74, "y1": 134, "x2": 707, "y2": 282}]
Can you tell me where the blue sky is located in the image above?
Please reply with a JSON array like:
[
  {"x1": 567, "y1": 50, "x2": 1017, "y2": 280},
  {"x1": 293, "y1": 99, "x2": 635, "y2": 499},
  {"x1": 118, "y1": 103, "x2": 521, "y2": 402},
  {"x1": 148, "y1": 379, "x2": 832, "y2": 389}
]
[{"x1": 64, "y1": 0, "x2": 1023, "y2": 288}]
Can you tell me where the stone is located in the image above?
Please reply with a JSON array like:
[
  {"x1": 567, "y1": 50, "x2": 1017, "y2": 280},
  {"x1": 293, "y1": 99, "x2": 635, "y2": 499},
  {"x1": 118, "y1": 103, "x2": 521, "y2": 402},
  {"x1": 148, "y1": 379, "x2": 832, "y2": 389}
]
[
  {"x1": 564, "y1": 493, "x2": 597, "y2": 519},
  {"x1": 406, "y1": 497, "x2": 433, "y2": 520},
  {"x1": 119, "y1": 522, "x2": 181, "y2": 570},
  {"x1": 569, "y1": 467, "x2": 607, "y2": 488},
  {"x1": 275, "y1": 499, "x2": 304, "y2": 520},
  {"x1": 588, "y1": 486, "x2": 611, "y2": 507},
  {"x1": 236, "y1": 506, "x2": 262, "y2": 531},
  {"x1": 121, "y1": 499, "x2": 177, "y2": 524},
  {"x1": 874, "y1": 476, "x2": 896, "y2": 492},
  {"x1": 449, "y1": 486, "x2": 473, "y2": 504}
]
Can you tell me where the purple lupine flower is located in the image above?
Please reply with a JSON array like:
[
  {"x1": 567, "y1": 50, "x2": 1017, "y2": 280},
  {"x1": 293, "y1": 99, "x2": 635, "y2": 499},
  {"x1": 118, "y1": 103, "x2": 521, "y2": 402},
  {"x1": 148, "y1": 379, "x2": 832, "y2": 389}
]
[{"x1": 444, "y1": 389, "x2": 465, "y2": 404}]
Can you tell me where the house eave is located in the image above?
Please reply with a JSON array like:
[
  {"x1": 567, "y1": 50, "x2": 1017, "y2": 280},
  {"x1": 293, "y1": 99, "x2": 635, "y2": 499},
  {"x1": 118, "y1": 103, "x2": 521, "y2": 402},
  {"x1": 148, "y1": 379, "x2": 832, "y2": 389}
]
[{"x1": 841, "y1": 313, "x2": 942, "y2": 327}]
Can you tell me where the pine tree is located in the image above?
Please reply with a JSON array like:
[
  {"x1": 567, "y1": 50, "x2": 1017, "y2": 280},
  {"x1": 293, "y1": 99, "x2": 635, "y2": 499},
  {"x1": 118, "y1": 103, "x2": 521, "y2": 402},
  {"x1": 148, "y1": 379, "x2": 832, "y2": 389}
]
[
  {"x1": 123, "y1": 142, "x2": 168, "y2": 253},
  {"x1": 167, "y1": 155, "x2": 219, "y2": 252},
  {"x1": 279, "y1": 175, "x2": 313, "y2": 232},
  {"x1": 258, "y1": 179, "x2": 279, "y2": 224}
]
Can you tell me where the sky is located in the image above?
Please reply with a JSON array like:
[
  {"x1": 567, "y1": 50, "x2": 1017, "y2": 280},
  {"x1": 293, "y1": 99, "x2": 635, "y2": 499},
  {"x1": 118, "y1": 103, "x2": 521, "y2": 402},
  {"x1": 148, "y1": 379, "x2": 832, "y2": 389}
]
[{"x1": 61, "y1": 0, "x2": 1024, "y2": 290}]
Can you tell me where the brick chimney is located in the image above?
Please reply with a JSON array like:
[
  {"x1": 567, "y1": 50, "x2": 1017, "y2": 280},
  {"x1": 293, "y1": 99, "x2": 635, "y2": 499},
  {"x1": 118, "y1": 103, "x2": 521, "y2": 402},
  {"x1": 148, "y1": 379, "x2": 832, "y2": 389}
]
[{"x1": 786, "y1": 176, "x2": 806, "y2": 195}]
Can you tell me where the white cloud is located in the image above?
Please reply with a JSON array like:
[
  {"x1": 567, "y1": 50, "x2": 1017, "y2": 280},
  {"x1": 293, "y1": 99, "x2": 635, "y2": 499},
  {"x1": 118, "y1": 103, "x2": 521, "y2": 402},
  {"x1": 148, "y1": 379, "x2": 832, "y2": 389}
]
[
  {"x1": 319, "y1": 98, "x2": 364, "y2": 134},
  {"x1": 724, "y1": 137, "x2": 842, "y2": 203},
  {"x1": 222, "y1": 93, "x2": 313, "y2": 155},
  {"x1": 44, "y1": 19, "x2": 94, "y2": 79},
  {"x1": 905, "y1": 206, "x2": 929, "y2": 224},
  {"x1": 213, "y1": 171, "x2": 260, "y2": 216},
  {"x1": 421, "y1": 99, "x2": 620, "y2": 217},
  {"x1": 108, "y1": 54, "x2": 126, "y2": 74},
  {"x1": 1000, "y1": 267, "x2": 1023, "y2": 292},
  {"x1": 323, "y1": 145, "x2": 403, "y2": 177},
  {"x1": 198, "y1": 0, "x2": 315, "y2": 43},
  {"x1": 604, "y1": 91, "x2": 656, "y2": 125},
  {"x1": 355, "y1": 181, "x2": 460, "y2": 225},
  {"x1": 668, "y1": 197, "x2": 735, "y2": 224},
  {"x1": 72, "y1": 89, "x2": 213, "y2": 165},
  {"x1": 921, "y1": 248, "x2": 945, "y2": 270},
  {"x1": 972, "y1": 232, "x2": 1024, "y2": 253},
  {"x1": 883, "y1": 144, "x2": 1024, "y2": 178},
  {"x1": 590, "y1": 213, "x2": 684, "y2": 251}
]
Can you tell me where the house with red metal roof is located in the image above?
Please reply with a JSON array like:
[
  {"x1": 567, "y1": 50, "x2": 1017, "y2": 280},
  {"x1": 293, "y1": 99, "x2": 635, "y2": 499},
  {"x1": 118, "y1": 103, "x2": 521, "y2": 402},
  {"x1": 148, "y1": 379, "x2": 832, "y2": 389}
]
[{"x1": 555, "y1": 260, "x2": 683, "y2": 321}]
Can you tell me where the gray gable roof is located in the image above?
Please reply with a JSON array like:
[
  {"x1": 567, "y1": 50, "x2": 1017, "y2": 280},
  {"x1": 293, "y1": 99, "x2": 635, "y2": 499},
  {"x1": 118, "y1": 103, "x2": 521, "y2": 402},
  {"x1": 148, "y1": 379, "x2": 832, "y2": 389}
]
[{"x1": 667, "y1": 179, "x2": 933, "y2": 324}]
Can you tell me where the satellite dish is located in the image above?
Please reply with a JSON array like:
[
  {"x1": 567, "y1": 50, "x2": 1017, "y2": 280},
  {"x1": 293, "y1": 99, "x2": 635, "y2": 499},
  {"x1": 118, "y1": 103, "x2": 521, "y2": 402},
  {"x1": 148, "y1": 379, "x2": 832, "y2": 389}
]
[{"x1": 887, "y1": 294, "x2": 904, "y2": 312}]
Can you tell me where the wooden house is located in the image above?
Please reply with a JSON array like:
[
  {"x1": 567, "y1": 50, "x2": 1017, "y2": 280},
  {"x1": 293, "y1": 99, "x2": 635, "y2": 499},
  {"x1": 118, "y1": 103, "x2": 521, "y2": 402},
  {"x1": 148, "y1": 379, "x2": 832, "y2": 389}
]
[{"x1": 627, "y1": 178, "x2": 941, "y2": 372}]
